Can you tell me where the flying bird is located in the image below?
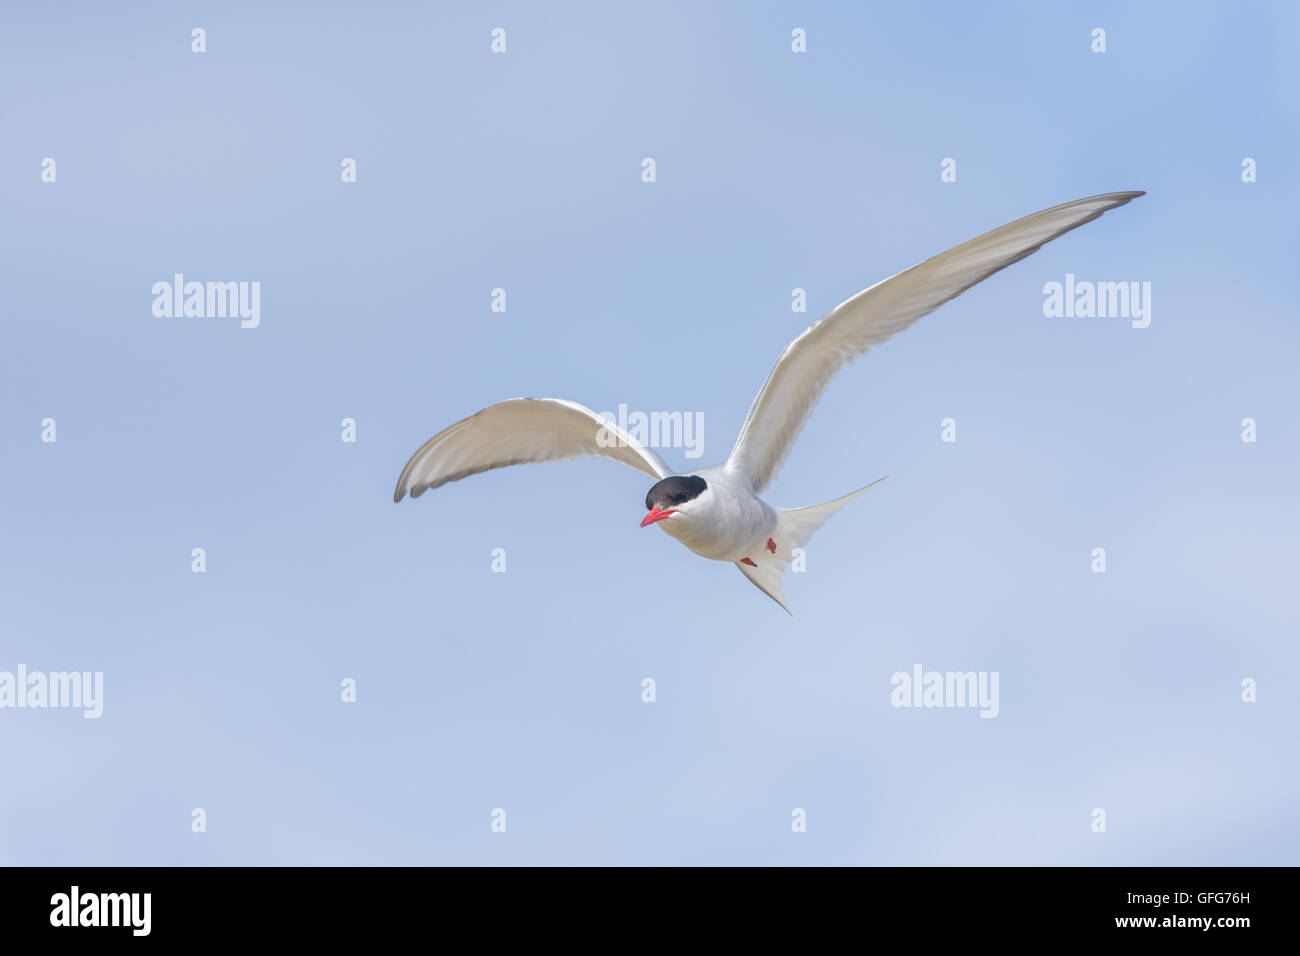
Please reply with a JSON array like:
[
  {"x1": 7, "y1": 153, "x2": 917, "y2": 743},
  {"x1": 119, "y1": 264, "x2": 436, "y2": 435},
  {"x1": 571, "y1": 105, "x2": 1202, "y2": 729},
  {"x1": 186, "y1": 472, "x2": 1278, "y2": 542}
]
[{"x1": 394, "y1": 191, "x2": 1144, "y2": 611}]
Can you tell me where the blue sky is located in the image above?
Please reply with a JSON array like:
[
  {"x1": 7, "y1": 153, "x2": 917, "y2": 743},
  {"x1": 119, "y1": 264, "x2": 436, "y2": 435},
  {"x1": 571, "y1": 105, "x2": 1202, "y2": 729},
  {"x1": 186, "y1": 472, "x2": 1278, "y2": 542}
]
[{"x1": 1, "y1": 1, "x2": 1296, "y2": 864}]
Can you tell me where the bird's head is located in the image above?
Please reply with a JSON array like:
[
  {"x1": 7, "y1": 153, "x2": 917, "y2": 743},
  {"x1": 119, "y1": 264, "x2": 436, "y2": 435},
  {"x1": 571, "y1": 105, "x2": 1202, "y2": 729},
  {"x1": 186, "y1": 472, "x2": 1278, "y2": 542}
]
[{"x1": 640, "y1": 475, "x2": 708, "y2": 528}]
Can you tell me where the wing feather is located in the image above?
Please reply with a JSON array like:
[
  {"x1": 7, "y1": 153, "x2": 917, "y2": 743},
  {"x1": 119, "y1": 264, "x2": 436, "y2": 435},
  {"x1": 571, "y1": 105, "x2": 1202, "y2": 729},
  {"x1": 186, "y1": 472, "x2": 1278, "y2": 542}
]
[
  {"x1": 727, "y1": 191, "x2": 1144, "y2": 493},
  {"x1": 394, "y1": 397, "x2": 671, "y2": 502}
]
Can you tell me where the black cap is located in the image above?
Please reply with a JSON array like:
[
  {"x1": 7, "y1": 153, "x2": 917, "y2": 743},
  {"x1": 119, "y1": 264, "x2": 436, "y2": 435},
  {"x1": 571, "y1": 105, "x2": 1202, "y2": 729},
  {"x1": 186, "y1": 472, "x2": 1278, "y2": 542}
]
[{"x1": 645, "y1": 475, "x2": 707, "y2": 511}]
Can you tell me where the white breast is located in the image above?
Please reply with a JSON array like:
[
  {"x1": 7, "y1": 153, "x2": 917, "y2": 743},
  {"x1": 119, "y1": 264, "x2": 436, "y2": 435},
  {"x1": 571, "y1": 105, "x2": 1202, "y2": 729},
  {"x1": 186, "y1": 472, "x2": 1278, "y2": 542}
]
[{"x1": 656, "y1": 465, "x2": 778, "y2": 563}]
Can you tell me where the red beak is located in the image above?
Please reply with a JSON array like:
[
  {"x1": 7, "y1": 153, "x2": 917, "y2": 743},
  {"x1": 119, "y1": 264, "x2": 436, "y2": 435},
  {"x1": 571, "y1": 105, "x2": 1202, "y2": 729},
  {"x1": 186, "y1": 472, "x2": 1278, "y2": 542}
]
[{"x1": 640, "y1": 507, "x2": 677, "y2": 528}]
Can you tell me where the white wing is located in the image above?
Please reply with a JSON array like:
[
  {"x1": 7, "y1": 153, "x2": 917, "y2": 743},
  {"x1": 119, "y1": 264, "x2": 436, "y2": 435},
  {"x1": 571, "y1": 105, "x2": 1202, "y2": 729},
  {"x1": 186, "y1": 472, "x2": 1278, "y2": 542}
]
[
  {"x1": 726, "y1": 191, "x2": 1145, "y2": 493},
  {"x1": 394, "y1": 397, "x2": 671, "y2": 502}
]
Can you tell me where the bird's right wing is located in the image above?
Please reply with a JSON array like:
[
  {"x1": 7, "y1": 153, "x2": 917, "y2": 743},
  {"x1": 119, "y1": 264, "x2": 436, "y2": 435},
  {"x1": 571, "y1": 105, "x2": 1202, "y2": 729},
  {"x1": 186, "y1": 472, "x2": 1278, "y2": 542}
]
[
  {"x1": 726, "y1": 191, "x2": 1145, "y2": 494},
  {"x1": 394, "y1": 397, "x2": 672, "y2": 502}
]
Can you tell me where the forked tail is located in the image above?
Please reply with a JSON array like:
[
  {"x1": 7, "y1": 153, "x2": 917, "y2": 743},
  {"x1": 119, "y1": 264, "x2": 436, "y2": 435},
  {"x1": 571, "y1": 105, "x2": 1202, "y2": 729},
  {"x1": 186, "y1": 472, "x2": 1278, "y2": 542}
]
[{"x1": 735, "y1": 477, "x2": 887, "y2": 613}]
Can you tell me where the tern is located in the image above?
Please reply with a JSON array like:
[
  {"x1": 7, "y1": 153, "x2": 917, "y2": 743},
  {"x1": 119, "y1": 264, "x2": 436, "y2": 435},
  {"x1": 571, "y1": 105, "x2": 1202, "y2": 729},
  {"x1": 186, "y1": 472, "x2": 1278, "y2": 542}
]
[{"x1": 395, "y1": 191, "x2": 1143, "y2": 611}]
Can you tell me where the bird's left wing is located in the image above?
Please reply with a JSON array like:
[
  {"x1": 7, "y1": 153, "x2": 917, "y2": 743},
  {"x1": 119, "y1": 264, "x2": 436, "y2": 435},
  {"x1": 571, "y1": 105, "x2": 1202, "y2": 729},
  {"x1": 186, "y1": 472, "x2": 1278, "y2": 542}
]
[
  {"x1": 394, "y1": 397, "x2": 671, "y2": 502},
  {"x1": 726, "y1": 191, "x2": 1145, "y2": 494}
]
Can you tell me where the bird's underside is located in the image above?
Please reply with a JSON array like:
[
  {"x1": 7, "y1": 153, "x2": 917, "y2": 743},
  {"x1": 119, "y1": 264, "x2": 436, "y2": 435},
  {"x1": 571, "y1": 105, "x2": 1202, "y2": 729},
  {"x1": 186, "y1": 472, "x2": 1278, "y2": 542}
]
[{"x1": 393, "y1": 191, "x2": 1144, "y2": 612}]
